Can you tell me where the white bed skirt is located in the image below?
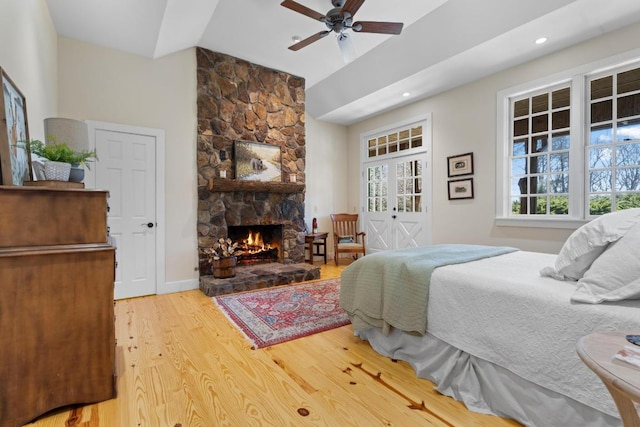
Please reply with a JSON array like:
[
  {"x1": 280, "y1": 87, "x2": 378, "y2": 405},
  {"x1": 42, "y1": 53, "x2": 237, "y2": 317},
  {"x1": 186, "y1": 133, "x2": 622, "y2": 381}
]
[{"x1": 356, "y1": 327, "x2": 621, "y2": 427}]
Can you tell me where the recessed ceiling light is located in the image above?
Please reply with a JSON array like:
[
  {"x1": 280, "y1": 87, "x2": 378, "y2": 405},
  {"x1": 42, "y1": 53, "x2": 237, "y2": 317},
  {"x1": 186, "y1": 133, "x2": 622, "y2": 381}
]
[
  {"x1": 535, "y1": 37, "x2": 547, "y2": 45},
  {"x1": 292, "y1": 35, "x2": 302, "y2": 43},
  {"x1": 402, "y1": 92, "x2": 410, "y2": 97}
]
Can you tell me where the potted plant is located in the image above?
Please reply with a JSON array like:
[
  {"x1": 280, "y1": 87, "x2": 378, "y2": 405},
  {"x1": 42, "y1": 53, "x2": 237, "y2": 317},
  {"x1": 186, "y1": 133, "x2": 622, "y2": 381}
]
[
  {"x1": 204, "y1": 238, "x2": 239, "y2": 278},
  {"x1": 30, "y1": 139, "x2": 97, "y2": 182}
]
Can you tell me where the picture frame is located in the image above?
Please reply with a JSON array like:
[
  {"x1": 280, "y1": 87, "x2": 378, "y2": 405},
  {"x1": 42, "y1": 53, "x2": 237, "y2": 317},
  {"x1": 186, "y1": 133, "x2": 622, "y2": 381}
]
[
  {"x1": 234, "y1": 140, "x2": 282, "y2": 182},
  {"x1": 0, "y1": 67, "x2": 32, "y2": 185},
  {"x1": 448, "y1": 178, "x2": 474, "y2": 200},
  {"x1": 447, "y1": 152, "x2": 473, "y2": 177}
]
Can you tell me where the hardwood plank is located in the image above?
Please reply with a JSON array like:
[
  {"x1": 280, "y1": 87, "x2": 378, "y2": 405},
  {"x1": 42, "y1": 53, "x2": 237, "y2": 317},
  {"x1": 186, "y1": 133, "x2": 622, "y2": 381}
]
[{"x1": 25, "y1": 260, "x2": 519, "y2": 426}]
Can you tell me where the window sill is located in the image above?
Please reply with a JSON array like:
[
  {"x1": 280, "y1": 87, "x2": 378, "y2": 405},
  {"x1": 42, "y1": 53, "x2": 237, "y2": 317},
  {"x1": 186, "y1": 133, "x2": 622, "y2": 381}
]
[{"x1": 495, "y1": 217, "x2": 588, "y2": 229}]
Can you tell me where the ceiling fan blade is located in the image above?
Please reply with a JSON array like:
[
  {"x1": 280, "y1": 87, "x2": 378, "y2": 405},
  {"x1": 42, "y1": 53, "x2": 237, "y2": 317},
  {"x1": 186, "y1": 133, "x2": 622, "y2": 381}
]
[
  {"x1": 288, "y1": 31, "x2": 330, "y2": 51},
  {"x1": 352, "y1": 21, "x2": 403, "y2": 35},
  {"x1": 341, "y1": 0, "x2": 365, "y2": 18},
  {"x1": 280, "y1": 0, "x2": 325, "y2": 22}
]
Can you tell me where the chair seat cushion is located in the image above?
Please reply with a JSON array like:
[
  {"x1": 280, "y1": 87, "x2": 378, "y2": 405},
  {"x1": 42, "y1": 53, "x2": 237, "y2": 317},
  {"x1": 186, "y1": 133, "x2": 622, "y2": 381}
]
[{"x1": 337, "y1": 242, "x2": 363, "y2": 250}]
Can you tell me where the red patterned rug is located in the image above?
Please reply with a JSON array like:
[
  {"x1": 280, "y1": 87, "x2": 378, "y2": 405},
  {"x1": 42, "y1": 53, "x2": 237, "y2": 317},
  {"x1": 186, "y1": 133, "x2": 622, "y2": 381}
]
[{"x1": 213, "y1": 278, "x2": 350, "y2": 349}]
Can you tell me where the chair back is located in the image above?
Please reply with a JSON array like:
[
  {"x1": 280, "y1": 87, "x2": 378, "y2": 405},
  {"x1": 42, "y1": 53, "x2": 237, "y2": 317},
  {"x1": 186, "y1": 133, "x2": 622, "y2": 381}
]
[{"x1": 330, "y1": 213, "x2": 360, "y2": 240}]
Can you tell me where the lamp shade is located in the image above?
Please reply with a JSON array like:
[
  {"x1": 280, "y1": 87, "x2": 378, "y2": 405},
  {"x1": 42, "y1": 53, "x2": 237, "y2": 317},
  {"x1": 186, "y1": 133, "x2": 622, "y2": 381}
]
[{"x1": 43, "y1": 118, "x2": 89, "y2": 152}]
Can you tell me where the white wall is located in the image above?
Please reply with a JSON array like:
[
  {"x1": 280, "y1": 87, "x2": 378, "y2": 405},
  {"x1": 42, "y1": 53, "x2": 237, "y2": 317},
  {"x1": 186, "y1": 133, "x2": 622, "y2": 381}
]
[
  {"x1": 0, "y1": 0, "x2": 57, "y2": 141},
  {"x1": 305, "y1": 115, "x2": 349, "y2": 251},
  {"x1": 347, "y1": 22, "x2": 640, "y2": 254},
  {"x1": 56, "y1": 37, "x2": 198, "y2": 290}
]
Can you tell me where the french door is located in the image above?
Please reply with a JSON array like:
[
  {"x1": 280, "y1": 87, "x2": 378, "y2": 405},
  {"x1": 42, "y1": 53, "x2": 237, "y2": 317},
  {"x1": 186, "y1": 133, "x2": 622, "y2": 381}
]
[{"x1": 363, "y1": 152, "x2": 430, "y2": 253}]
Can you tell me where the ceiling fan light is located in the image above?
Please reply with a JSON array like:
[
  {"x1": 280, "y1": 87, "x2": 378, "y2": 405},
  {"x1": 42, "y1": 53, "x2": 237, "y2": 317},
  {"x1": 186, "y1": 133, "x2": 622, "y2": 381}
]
[{"x1": 337, "y1": 32, "x2": 357, "y2": 63}]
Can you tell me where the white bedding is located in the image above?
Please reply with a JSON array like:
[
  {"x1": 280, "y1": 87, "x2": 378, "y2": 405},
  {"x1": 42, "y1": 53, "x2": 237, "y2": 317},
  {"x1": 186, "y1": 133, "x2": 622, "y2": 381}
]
[{"x1": 424, "y1": 250, "x2": 640, "y2": 418}]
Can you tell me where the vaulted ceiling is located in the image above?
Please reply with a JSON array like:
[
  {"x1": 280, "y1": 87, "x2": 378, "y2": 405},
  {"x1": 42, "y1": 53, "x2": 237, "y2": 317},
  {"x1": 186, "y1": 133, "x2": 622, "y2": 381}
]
[{"x1": 46, "y1": 0, "x2": 640, "y2": 125}]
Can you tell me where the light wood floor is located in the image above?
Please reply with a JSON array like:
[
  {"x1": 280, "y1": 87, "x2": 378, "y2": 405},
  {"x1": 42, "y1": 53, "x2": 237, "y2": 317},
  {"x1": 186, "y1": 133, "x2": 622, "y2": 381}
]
[{"x1": 26, "y1": 260, "x2": 520, "y2": 427}]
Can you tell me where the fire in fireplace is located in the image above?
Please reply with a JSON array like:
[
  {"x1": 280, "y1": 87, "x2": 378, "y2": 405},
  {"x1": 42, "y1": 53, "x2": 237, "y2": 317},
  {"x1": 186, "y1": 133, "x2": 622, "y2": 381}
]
[{"x1": 228, "y1": 225, "x2": 282, "y2": 266}]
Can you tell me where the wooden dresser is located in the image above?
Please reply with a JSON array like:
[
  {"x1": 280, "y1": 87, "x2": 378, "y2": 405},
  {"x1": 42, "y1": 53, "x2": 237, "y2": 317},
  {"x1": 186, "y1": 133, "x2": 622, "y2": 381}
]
[{"x1": 0, "y1": 186, "x2": 116, "y2": 427}]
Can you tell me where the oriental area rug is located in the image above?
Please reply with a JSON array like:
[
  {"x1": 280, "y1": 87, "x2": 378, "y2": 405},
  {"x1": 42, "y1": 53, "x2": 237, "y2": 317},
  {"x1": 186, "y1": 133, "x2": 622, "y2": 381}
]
[{"x1": 213, "y1": 278, "x2": 350, "y2": 349}]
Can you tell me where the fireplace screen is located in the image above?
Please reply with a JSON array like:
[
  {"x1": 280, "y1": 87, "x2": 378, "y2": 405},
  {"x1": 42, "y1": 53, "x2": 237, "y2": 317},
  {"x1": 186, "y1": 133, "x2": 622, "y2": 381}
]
[{"x1": 228, "y1": 225, "x2": 282, "y2": 266}]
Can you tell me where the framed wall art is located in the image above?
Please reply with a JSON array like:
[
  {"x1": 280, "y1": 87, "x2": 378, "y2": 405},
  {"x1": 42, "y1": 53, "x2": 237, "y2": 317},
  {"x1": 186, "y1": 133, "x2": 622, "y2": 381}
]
[
  {"x1": 234, "y1": 141, "x2": 282, "y2": 182},
  {"x1": 447, "y1": 152, "x2": 473, "y2": 177},
  {"x1": 0, "y1": 67, "x2": 32, "y2": 185},
  {"x1": 448, "y1": 178, "x2": 474, "y2": 200}
]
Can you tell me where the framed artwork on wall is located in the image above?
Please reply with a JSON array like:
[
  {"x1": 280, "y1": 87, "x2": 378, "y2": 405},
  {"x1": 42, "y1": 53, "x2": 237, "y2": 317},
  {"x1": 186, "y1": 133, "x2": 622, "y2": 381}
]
[
  {"x1": 234, "y1": 140, "x2": 282, "y2": 182},
  {"x1": 0, "y1": 67, "x2": 32, "y2": 185},
  {"x1": 448, "y1": 178, "x2": 474, "y2": 200},
  {"x1": 447, "y1": 152, "x2": 473, "y2": 177}
]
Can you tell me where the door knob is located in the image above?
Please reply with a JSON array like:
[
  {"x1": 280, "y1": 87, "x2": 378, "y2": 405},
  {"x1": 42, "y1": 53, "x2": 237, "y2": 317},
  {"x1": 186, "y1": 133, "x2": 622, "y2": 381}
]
[{"x1": 142, "y1": 222, "x2": 154, "y2": 228}]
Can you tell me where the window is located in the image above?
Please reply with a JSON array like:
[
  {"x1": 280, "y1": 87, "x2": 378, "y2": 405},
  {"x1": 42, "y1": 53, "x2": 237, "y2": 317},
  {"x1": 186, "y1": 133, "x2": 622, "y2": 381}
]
[
  {"x1": 509, "y1": 86, "x2": 571, "y2": 215},
  {"x1": 498, "y1": 58, "x2": 640, "y2": 225},
  {"x1": 587, "y1": 67, "x2": 640, "y2": 214},
  {"x1": 367, "y1": 125, "x2": 422, "y2": 158}
]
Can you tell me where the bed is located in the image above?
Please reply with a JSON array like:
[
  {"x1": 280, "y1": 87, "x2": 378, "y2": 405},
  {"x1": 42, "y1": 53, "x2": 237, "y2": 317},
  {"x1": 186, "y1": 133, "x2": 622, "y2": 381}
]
[{"x1": 340, "y1": 209, "x2": 640, "y2": 427}]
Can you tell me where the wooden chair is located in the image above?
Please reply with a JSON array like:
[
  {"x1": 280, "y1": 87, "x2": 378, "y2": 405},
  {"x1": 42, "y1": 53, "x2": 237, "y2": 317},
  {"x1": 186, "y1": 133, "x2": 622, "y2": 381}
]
[{"x1": 330, "y1": 213, "x2": 366, "y2": 265}]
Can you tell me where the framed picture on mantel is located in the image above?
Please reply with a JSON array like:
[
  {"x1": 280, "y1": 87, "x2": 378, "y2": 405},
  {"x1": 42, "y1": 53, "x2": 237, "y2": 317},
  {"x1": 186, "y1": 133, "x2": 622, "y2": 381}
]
[{"x1": 234, "y1": 141, "x2": 282, "y2": 182}]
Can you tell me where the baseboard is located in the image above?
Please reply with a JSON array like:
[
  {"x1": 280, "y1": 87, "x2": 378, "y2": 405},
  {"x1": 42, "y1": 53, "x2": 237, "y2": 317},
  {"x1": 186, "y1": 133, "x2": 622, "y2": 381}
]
[{"x1": 159, "y1": 278, "x2": 199, "y2": 295}]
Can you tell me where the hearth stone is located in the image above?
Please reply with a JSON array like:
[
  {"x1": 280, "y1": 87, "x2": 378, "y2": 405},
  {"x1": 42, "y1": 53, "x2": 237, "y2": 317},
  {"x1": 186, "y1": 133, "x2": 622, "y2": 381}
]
[{"x1": 199, "y1": 262, "x2": 320, "y2": 296}]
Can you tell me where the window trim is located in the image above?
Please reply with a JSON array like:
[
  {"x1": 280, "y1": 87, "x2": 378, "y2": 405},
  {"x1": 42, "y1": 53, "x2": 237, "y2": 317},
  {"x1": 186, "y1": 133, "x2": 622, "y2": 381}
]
[{"x1": 496, "y1": 48, "x2": 640, "y2": 228}]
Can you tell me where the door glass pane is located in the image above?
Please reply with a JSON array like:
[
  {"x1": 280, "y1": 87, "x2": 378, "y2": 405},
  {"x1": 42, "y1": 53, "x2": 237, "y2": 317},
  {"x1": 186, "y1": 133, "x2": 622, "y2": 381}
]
[{"x1": 414, "y1": 195, "x2": 422, "y2": 212}]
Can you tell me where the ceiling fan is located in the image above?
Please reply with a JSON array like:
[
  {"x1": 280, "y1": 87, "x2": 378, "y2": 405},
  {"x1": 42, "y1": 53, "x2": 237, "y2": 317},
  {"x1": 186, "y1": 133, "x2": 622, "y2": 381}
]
[{"x1": 281, "y1": 0, "x2": 404, "y2": 56}]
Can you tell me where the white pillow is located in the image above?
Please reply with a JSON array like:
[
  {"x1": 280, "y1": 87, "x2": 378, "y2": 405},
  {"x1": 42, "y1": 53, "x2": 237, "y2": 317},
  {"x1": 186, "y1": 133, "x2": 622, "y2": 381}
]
[
  {"x1": 571, "y1": 221, "x2": 640, "y2": 303},
  {"x1": 542, "y1": 208, "x2": 640, "y2": 281}
]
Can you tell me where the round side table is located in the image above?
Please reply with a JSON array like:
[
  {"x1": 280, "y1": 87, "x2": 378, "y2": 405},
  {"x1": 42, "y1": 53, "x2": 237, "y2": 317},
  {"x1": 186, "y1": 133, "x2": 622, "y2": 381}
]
[{"x1": 577, "y1": 331, "x2": 640, "y2": 426}]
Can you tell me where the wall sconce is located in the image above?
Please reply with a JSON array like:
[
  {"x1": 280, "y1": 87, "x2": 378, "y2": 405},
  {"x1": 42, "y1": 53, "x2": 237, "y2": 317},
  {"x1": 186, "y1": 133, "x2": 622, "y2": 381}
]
[
  {"x1": 220, "y1": 170, "x2": 227, "y2": 178},
  {"x1": 290, "y1": 174, "x2": 297, "y2": 183}
]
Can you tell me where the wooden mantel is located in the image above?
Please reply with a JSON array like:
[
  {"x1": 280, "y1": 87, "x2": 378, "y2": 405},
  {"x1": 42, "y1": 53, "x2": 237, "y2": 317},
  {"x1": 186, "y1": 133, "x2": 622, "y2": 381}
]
[{"x1": 202, "y1": 178, "x2": 305, "y2": 194}]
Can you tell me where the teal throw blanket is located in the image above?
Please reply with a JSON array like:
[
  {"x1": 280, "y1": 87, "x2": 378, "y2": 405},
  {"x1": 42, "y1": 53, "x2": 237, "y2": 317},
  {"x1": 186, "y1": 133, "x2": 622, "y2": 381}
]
[{"x1": 339, "y1": 244, "x2": 518, "y2": 335}]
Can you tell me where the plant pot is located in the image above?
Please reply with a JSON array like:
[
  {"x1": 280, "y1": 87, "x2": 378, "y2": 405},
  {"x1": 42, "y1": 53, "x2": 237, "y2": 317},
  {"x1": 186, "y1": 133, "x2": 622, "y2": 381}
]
[
  {"x1": 44, "y1": 161, "x2": 71, "y2": 181},
  {"x1": 69, "y1": 166, "x2": 85, "y2": 183},
  {"x1": 212, "y1": 256, "x2": 237, "y2": 278}
]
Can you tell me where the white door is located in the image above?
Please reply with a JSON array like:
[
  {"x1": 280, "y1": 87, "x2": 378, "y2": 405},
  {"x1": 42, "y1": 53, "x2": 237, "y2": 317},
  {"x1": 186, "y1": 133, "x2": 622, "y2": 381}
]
[
  {"x1": 364, "y1": 153, "x2": 430, "y2": 253},
  {"x1": 95, "y1": 129, "x2": 157, "y2": 299}
]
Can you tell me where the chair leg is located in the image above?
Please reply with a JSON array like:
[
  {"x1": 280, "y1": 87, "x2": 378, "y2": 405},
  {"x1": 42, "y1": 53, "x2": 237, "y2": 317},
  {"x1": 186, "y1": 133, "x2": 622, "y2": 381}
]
[{"x1": 334, "y1": 252, "x2": 339, "y2": 266}]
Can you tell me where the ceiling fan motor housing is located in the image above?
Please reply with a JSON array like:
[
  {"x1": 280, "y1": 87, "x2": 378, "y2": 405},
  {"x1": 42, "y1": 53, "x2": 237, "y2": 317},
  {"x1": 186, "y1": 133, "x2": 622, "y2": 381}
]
[{"x1": 325, "y1": 5, "x2": 352, "y2": 33}]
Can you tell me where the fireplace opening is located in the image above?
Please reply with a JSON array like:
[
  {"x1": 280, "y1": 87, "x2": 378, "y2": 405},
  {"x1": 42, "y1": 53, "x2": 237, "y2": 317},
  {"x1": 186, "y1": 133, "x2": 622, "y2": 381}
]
[{"x1": 228, "y1": 225, "x2": 282, "y2": 266}]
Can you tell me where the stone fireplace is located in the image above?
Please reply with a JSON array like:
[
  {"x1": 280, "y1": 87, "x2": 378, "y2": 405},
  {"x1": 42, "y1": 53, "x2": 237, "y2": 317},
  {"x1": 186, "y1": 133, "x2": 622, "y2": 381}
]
[{"x1": 196, "y1": 48, "x2": 319, "y2": 296}]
